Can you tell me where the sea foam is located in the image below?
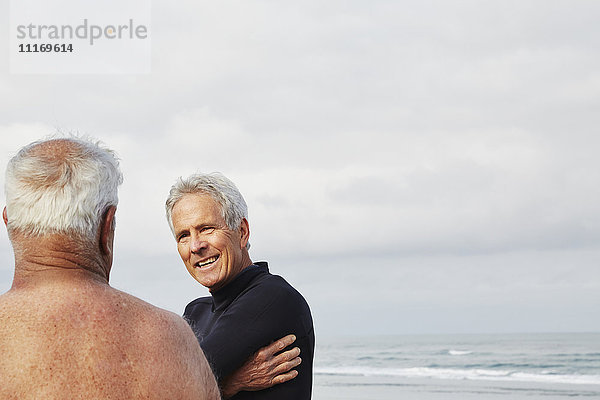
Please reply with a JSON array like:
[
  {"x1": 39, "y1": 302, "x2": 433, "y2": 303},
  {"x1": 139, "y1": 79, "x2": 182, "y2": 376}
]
[
  {"x1": 314, "y1": 366, "x2": 600, "y2": 385},
  {"x1": 448, "y1": 349, "x2": 473, "y2": 356}
]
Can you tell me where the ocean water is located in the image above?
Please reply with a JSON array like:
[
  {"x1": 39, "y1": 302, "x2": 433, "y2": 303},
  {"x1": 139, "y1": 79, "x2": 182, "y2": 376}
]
[{"x1": 313, "y1": 333, "x2": 600, "y2": 399}]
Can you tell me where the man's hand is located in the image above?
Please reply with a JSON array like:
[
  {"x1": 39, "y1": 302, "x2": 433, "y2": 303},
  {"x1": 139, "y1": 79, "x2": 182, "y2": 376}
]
[{"x1": 221, "y1": 334, "x2": 302, "y2": 399}]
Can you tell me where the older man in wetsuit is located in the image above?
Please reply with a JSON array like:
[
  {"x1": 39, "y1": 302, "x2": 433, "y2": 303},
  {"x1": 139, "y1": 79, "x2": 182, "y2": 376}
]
[
  {"x1": 0, "y1": 137, "x2": 219, "y2": 399},
  {"x1": 166, "y1": 172, "x2": 315, "y2": 399}
]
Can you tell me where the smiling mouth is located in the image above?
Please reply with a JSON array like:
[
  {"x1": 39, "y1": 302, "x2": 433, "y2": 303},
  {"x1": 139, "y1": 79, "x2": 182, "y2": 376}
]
[{"x1": 195, "y1": 256, "x2": 219, "y2": 268}]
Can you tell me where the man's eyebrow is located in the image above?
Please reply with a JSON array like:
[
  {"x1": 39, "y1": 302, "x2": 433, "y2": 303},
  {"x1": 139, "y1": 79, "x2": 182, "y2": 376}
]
[
  {"x1": 176, "y1": 223, "x2": 213, "y2": 235},
  {"x1": 175, "y1": 228, "x2": 189, "y2": 237},
  {"x1": 195, "y1": 222, "x2": 217, "y2": 229}
]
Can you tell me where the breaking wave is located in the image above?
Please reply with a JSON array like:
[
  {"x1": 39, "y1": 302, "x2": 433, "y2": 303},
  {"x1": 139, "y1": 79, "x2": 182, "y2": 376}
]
[{"x1": 314, "y1": 366, "x2": 600, "y2": 385}]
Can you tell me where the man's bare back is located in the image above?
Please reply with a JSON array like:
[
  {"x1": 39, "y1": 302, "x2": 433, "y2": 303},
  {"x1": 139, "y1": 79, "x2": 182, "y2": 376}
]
[
  {"x1": 0, "y1": 274, "x2": 219, "y2": 400},
  {"x1": 0, "y1": 138, "x2": 220, "y2": 399}
]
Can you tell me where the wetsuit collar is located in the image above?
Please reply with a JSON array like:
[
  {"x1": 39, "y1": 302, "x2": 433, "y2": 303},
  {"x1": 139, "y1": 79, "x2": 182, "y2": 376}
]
[{"x1": 210, "y1": 262, "x2": 269, "y2": 312}]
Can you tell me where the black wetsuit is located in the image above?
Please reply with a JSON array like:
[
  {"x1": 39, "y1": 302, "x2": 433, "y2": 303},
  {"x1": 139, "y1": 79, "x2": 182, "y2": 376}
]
[{"x1": 183, "y1": 262, "x2": 315, "y2": 400}]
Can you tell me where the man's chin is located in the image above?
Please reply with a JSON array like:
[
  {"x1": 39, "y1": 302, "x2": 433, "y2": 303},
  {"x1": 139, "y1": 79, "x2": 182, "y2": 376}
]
[{"x1": 192, "y1": 273, "x2": 219, "y2": 291}]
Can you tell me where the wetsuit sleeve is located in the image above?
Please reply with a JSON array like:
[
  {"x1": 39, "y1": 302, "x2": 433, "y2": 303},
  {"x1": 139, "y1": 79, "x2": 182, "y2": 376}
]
[{"x1": 200, "y1": 280, "x2": 314, "y2": 399}]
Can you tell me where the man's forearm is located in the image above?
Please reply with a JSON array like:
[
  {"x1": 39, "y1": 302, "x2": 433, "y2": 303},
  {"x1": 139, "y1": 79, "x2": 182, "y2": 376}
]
[{"x1": 219, "y1": 334, "x2": 301, "y2": 398}]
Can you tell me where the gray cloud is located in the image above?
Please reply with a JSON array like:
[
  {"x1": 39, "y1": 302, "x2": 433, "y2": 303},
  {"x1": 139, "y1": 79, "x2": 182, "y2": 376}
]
[{"x1": 1, "y1": 0, "x2": 599, "y2": 334}]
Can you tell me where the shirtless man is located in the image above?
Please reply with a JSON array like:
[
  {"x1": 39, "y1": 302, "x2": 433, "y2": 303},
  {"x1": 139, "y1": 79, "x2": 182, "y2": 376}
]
[{"x1": 0, "y1": 137, "x2": 220, "y2": 399}]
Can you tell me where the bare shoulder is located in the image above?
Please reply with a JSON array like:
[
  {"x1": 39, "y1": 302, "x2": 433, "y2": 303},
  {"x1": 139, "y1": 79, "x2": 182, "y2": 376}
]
[
  {"x1": 108, "y1": 289, "x2": 221, "y2": 400},
  {"x1": 106, "y1": 287, "x2": 193, "y2": 341},
  {"x1": 0, "y1": 285, "x2": 220, "y2": 400}
]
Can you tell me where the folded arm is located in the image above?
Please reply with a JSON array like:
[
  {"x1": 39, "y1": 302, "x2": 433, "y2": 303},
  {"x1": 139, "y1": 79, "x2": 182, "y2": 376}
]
[{"x1": 221, "y1": 334, "x2": 301, "y2": 399}]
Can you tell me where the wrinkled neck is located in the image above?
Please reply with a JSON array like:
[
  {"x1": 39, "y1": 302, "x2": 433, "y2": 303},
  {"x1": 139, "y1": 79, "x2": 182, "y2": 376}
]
[{"x1": 10, "y1": 232, "x2": 110, "y2": 290}]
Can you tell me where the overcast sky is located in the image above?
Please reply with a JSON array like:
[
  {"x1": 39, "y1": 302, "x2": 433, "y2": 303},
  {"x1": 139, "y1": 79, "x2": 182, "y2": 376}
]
[{"x1": 1, "y1": 0, "x2": 599, "y2": 336}]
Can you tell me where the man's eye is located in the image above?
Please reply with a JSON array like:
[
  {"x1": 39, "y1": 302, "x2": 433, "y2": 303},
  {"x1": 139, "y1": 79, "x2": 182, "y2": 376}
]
[
  {"x1": 177, "y1": 233, "x2": 189, "y2": 242},
  {"x1": 201, "y1": 227, "x2": 215, "y2": 233}
]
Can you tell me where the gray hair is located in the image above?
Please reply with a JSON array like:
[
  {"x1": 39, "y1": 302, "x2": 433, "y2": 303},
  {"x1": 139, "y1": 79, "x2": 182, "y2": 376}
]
[
  {"x1": 4, "y1": 136, "x2": 123, "y2": 240},
  {"x1": 165, "y1": 172, "x2": 250, "y2": 250}
]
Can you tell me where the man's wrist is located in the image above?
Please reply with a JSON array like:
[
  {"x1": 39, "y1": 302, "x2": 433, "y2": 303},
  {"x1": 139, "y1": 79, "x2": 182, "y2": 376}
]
[{"x1": 221, "y1": 376, "x2": 243, "y2": 399}]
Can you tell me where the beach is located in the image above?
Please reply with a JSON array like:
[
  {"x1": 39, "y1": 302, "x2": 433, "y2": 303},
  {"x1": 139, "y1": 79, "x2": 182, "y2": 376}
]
[
  {"x1": 312, "y1": 333, "x2": 600, "y2": 399},
  {"x1": 314, "y1": 374, "x2": 600, "y2": 399}
]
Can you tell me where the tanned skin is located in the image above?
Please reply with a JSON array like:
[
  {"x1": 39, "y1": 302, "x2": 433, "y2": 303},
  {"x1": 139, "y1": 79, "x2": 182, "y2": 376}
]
[{"x1": 0, "y1": 201, "x2": 220, "y2": 398}]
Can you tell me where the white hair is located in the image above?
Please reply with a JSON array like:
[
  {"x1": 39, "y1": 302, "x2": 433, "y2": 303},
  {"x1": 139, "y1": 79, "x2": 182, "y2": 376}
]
[
  {"x1": 4, "y1": 136, "x2": 123, "y2": 240},
  {"x1": 165, "y1": 172, "x2": 250, "y2": 250}
]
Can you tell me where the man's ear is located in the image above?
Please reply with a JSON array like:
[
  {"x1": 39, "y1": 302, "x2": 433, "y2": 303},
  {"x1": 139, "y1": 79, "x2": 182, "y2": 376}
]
[
  {"x1": 239, "y1": 218, "x2": 250, "y2": 249},
  {"x1": 2, "y1": 207, "x2": 7, "y2": 227},
  {"x1": 100, "y1": 206, "x2": 117, "y2": 255}
]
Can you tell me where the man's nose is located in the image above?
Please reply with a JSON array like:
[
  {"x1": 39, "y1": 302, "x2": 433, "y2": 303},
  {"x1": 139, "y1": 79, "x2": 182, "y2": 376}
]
[{"x1": 190, "y1": 236, "x2": 208, "y2": 254}]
